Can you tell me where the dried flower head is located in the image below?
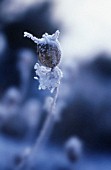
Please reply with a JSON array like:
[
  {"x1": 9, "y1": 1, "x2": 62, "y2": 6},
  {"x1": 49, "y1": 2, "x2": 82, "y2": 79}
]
[
  {"x1": 24, "y1": 30, "x2": 61, "y2": 68},
  {"x1": 24, "y1": 30, "x2": 63, "y2": 93}
]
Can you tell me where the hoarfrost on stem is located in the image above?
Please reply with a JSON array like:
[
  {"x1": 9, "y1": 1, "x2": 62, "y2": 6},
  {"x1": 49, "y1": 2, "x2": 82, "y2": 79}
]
[{"x1": 34, "y1": 63, "x2": 63, "y2": 93}]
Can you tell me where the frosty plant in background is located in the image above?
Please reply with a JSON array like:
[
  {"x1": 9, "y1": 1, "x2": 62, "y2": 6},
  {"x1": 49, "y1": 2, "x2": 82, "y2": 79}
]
[
  {"x1": 16, "y1": 30, "x2": 63, "y2": 169},
  {"x1": 65, "y1": 137, "x2": 82, "y2": 163},
  {"x1": 64, "y1": 137, "x2": 82, "y2": 170}
]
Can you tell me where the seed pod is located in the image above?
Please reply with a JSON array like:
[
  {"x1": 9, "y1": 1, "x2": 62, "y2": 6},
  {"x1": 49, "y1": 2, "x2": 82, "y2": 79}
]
[
  {"x1": 37, "y1": 42, "x2": 61, "y2": 68},
  {"x1": 24, "y1": 30, "x2": 62, "y2": 68},
  {"x1": 37, "y1": 31, "x2": 61, "y2": 68},
  {"x1": 64, "y1": 137, "x2": 82, "y2": 163}
]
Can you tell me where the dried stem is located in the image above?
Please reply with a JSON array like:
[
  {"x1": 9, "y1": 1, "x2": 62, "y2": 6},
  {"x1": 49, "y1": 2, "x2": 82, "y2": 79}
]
[
  {"x1": 34, "y1": 86, "x2": 59, "y2": 148},
  {"x1": 16, "y1": 87, "x2": 59, "y2": 170}
]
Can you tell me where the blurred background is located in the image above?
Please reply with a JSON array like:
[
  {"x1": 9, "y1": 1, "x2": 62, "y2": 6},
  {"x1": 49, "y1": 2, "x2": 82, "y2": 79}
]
[{"x1": 0, "y1": 0, "x2": 111, "y2": 169}]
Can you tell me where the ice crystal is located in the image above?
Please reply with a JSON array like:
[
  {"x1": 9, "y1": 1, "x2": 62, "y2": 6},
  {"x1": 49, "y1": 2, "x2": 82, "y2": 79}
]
[
  {"x1": 34, "y1": 63, "x2": 63, "y2": 93},
  {"x1": 24, "y1": 30, "x2": 60, "y2": 45}
]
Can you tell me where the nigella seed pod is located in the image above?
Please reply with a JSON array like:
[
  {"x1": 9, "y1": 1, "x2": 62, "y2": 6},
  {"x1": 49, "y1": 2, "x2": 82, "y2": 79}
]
[
  {"x1": 24, "y1": 30, "x2": 61, "y2": 68},
  {"x1": 37, "y1": 42, "x2": 61, "y2": 68}
]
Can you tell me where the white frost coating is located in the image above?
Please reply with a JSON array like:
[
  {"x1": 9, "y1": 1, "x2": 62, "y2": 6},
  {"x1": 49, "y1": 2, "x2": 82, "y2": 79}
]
[
  {"x1": 24, "y1": 32, "x2": 39, "y2": 44},
  {"x1": 34, "y1": 63, "x2": 63, "y2": 93},
  {"x1": 24, "y1": 30, "x2": 60, "y2": 46}
]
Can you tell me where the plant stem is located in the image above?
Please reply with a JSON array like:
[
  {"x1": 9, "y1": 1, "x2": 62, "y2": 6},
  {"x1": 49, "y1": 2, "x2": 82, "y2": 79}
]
[
  {"x1": 16, "y1": 87, "x2": 59, "y2": 170},
  {"x1": 34, "y1": 86, "x2": 59, "y2": 149}
]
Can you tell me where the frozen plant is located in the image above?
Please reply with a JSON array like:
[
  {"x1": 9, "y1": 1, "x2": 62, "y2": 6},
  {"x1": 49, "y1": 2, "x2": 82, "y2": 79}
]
[
  {"x1": 17, "y1": 48, "x2": 36, "y2": 101},
  {"x1": 34, "y1": 63, "x2": 63, "y2": 93},
  {"x1": 65, "y1": 137, "x2": 82, "y2": 163},
  {"x1": 24, "y1": 30, "x2": 63, "y2": 92},
  {"x1": 16, "y1": 30, "x2": 63, "y2": 170},
  {"x1": 21, "y1": 99, "x2": 42, "y2": 140}
]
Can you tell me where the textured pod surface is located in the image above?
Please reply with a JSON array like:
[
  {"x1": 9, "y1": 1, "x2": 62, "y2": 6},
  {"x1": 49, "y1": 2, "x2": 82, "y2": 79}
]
[{"x1": 37, "y1": 42, "x2": 61, "y2": 68}]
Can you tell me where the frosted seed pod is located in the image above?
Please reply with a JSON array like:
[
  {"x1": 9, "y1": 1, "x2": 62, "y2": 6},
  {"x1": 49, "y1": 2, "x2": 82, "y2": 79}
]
[
  {"x1": 64, "y1": 137, "x2": 82, "y2": 162},
  {"x1": 24, "y1": 30, "x2": 61, "y2": 68},
  {"x1": 37, "y1": 42, "x2": 61, "y2": 68}
]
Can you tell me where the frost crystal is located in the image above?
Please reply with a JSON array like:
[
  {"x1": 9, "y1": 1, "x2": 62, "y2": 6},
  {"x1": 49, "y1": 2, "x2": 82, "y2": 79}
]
[
  {"x1": 34, "y1": 63, "x2": 63, "y2": 93},
  {"x1": 24, "y1": 30, "x2": 60, "y2": 45}
]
